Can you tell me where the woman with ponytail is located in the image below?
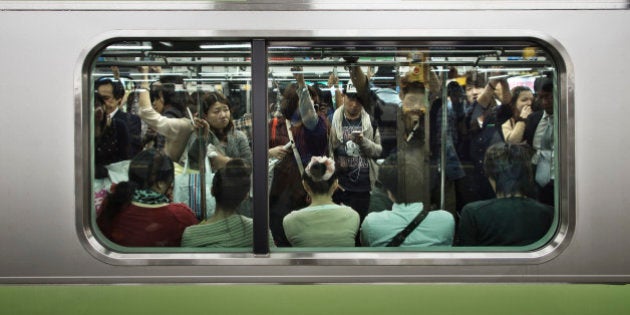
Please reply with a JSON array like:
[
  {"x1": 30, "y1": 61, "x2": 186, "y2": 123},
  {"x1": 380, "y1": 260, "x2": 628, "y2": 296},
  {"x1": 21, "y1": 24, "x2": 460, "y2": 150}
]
[
  {"x1": 97, "y1": 149, "x2": 198, "y2": 247},
  {"x1": 282, "y1": 156, "x2": 359, "y2": 247}
]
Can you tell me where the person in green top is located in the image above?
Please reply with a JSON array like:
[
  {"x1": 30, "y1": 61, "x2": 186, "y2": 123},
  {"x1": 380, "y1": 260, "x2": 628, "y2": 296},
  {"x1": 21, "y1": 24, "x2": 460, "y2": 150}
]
[
  {"x1": 455, "y1": 143, "x2": 553, "y2": 246},
  {"x1": 181, "y1": 159, "x2": 274, "y2": 247},
  {"x1": 283, "y1": 156, "x2": 360, "y2": 247}
]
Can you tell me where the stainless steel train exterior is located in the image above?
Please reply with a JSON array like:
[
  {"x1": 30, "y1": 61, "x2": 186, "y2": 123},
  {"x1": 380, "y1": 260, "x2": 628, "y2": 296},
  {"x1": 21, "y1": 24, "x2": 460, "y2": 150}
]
[{"x1": 1, "y1": 0, "x2": 629, "y2": 287}]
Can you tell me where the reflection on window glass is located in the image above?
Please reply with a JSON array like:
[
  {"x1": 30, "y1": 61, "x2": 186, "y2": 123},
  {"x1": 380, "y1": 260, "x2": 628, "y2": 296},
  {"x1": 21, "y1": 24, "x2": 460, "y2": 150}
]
[
  {"x1": 89, "y1": 39, "x2": 559, "y2": 252},
  {"x1": 91, "y1": 40, "x2": 255, "y2": 249},
  {"x1": 267, "y1": 42, "x2": 557, "y2": 249}
]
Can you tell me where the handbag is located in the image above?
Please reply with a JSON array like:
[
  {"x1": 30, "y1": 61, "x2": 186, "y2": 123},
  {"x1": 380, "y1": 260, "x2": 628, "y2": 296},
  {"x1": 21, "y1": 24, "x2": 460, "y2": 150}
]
[{"x1": 386, "y1": 208, "x2": 430, "y2": 247}]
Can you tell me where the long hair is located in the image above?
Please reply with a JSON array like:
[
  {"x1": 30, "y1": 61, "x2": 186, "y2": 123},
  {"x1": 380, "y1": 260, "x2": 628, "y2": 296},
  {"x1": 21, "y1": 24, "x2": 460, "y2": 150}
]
[
  {"x1": 211, "y1": 158, "x2": 252, "y2": 211},
  {"x1": 509, "y1": 86, "x2": 533, "y2": 118},
  {"x1": 99, "y1": 149, "x2": 174, "y2": 227},
  {"x1": 483, "y1": 143, "x2": 534, "y2": 197}
]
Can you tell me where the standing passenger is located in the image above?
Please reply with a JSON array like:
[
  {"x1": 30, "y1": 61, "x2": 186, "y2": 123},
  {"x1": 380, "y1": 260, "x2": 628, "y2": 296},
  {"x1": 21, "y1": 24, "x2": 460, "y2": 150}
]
[
  {"x1": 329, "y1": 81, "x2": 382, "y2": 223},
  {"x1": 463, "y1": 72, "x2": 511, "y2": 201},
  {"x1": 268, "y1": 67, "x2": 330, "y2": 246},
  {"x1": 502, "y1": 86, "x2": 534, "y2": 144},
  {"x1": 94, "y1": 77, "x2": 131, "y2": 179},
  {"x1": 523, "y1": 79, "x2": 555, "y2": 206}
]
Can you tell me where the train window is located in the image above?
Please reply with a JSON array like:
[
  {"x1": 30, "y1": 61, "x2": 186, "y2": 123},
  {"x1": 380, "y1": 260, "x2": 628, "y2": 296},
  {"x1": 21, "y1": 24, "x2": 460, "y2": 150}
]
[
  {"x1": 90, "y1": 40, "x2": 255, "y2": 251},
  {"x1": 85, "y1": 36, "x2": 563, "y2": 259},
  {"x1": 267, "y1": 41, "x2": 559, "y2": 251}
]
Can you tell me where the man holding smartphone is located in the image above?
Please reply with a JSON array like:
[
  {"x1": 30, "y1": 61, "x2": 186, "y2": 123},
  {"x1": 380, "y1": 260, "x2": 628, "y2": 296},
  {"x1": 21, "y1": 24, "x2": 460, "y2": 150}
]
[{"x1": 329, "y1": 79, "x2": 382, "y2": 226}]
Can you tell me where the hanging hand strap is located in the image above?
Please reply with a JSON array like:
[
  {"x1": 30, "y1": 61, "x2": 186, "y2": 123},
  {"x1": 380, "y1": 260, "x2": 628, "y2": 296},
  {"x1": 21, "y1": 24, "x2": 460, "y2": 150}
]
[
  {"x1": 285, "y1": 119, "x2": 305, "y2": 176},
  {"x1": 386, "y1": 209, "x2": 430, "y2": 247}
]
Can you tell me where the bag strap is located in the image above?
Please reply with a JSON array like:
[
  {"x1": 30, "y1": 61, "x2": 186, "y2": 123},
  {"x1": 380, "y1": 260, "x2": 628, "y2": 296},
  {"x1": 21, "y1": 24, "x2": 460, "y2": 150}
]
[
  {"x1": 285, "y1": 118, "x2": 305, "y2": 176},
  {"x1": 386, "y1": 208, "x2": 430, "y2": 247}
]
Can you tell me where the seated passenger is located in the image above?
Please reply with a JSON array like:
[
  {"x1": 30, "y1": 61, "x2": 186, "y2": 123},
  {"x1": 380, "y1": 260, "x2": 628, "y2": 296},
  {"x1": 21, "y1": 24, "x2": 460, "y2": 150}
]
[
  {"x1": 282, "y1": 157, "x2": 359, "y2": 247},
  {"x1": 360, "y1": 157, "x2": 455, "y2": 247},
  {"x1": 455, "y1": 143, "x2": 553, "y2": 246},
  {"x1": 181, "y1": 159, "x2": 274, "y2": 247},
  {"x1": 97, "y1": 149, "x2": 198, "y2": 247}
]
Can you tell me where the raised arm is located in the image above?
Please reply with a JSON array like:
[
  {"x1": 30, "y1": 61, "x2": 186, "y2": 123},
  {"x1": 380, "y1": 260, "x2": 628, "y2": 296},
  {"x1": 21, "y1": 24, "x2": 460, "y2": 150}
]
[
  {"x1": 137, "y1": 89, "x2": 193, "y2": 139},
  {"x1": 345, "y1": 60, "x2": 374, "y2": 115},
  {"x1": 292, "y1": 66, "x2": 319, "y2": 130},
  {"x1": 478, "y1": 77, "x2": 510, "y2": 108}
]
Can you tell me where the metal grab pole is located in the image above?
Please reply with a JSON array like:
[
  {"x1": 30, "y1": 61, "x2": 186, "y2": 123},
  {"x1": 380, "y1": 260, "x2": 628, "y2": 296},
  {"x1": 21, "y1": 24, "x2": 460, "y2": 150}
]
[
  {"x1": 194, "y1": 64, "x2": 208, "y2": 222},
  {"x1": 440, "y1": 71, "x2": 448, "y2": 210},
  {"x1": 198, "y1": 128, "x2": 207, "y2": 222}
]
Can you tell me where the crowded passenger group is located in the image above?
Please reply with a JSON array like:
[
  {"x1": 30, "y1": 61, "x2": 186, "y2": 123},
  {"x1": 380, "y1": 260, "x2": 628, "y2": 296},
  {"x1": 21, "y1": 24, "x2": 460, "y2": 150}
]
[{"x1": 94, "y1": 60, "x2": 554, "y2": 248}]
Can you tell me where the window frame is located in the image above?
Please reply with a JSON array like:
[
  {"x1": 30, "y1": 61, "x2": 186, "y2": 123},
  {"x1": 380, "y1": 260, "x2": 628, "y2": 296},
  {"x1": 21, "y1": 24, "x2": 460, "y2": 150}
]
[{"x1": 76, "y1": 29, "x2": 574, "y2": 266}]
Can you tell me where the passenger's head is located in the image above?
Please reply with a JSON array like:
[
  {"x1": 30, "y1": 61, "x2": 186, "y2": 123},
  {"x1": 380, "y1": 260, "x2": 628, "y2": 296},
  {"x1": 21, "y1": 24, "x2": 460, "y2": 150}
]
[
  {"x1": 510, "y1": 86, "x2": 534, "y2": 117},
  {"x1": 536, "y1": 78, "x2": 554, "y2": 115},
  {"x1": 99, "y1": 149, "x2": 174, "y2": 225},
  {"x1": 302, "y1": 156, "x2": 337, "y2": 196},
  {"x1": 343, "y1": 82, "x2": 364, "y2": 120},
  {"x1": 378, "y1": 156, "x2": 422, "y2": 204},
  {"x1": 465, "y1": 71, "x2": 487, "y2": 104},
  {"x1": 211, "y1": 159, "x2": 252, "y2": 211},
  {"x1": 157, "y1": 75, "x2": 188, "y2": 115},
  {"x1": 281, "y1": 83, "x2": 319, "y2": 119},
  {"x1": 200, "y1": 91, "x2": 233, "y2": 137},
  {"x1": 149, "y1": 81, "x2": 164, "y2": 113},
  {"x1": 447, "y1": 81, "x2": 464, "y2": 104},
  {"x1": 483, "y1": 143, "x2": 534, "y2": 197},
  {"x1": 128, "y1": 148, "x2": 175, "y2": 195},
  {"x1": 95, "y1": 77, "x2": 125, "y2": 114}
]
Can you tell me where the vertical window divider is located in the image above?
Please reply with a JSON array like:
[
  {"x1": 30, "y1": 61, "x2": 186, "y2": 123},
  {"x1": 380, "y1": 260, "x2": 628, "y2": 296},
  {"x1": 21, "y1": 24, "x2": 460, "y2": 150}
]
[{"x1": 251, "y1": 39, "x2": 270, "y2": 255}]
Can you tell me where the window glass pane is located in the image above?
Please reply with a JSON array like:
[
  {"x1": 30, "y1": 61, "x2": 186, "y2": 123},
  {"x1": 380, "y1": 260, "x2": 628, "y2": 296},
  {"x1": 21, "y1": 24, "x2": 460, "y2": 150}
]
[
  {"x1": 90, "y1": 40, "x2": 255, "y2": 251},
  {"x1": 267, "y1": 41, "x2": 557, "y2": 250}
]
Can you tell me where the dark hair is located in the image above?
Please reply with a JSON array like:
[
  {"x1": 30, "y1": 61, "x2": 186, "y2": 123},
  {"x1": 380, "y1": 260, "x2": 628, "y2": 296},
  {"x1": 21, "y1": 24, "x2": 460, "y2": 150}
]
[
  {"x1": 149, "y1": 81, "x2": 162, "y2": 104},
  {"x1": 377, "y1": 155, "x2": 422, "y2": 204},
  {"x1": 160, "y1": 82, "x2": 189, "y2": 115},
  {"x1": 447, "y1": 81, "x2": 464, "y2": 99},
  {"x1": 95, "y1": 77, "x2": 125, "y2": 100},
  {"x1": 483, "y1": 143, "x2": 534, "y2": 197},
  {"x1": 211, "y1": 159, "x2": 252, "y2": 211},
  {"x1": 200, "y1": 91, "x2": 234, "y2": 140},
  {"x1": 540, "y1": 79, "x2": 554, "y2": 93},
  {"x1": 187, "y1": 137, "x2": 207, "y2": 171},
  {"x1": 465, "y1": 70, "x2": 487, "y2": 88},
  {"x1": 509, "y1": 86, "x2": 533, "y2": 118},
  {"x1": 99, "y1": 149, "x2": 174, "y2": 226},
  {"x1": 281, "y1": 83, "x2": 319, "y2": 118},
  {"x1": 302, "y1": 159, "x2": 337, "y2": 195}
]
